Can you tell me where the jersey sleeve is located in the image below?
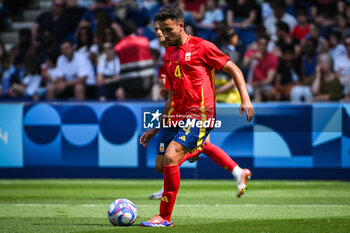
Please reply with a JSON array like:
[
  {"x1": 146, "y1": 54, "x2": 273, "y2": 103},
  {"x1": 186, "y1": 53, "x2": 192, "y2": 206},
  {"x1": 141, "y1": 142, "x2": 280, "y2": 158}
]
[{"x1": 200, "y1": 40, "x2": 230, "y2": 71}]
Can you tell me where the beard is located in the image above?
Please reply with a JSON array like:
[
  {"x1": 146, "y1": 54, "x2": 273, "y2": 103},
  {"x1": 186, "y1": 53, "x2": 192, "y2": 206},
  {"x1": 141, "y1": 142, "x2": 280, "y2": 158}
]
[{"x1": 166, "y1": 36, "x2": 181, "y2": 47}]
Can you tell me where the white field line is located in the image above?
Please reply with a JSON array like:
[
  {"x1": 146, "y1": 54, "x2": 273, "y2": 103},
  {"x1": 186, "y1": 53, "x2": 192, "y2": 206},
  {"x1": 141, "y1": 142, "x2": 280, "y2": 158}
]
[{"x1": 8, "y1": 204, "x2": 350, "y2": 208}]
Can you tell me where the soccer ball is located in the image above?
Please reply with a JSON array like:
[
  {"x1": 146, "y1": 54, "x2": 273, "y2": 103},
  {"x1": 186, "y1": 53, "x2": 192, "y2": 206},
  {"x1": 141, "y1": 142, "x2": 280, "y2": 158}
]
[{"x1": 107, "y1": 198, "x2": 137, "y2": 226}]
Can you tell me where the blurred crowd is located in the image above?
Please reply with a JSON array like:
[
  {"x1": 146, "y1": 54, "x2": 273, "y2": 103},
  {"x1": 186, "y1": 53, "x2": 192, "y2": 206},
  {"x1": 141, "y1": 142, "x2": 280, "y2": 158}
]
[{"x1": 0, "y1": 0, "x2": 350, "y2": 102}]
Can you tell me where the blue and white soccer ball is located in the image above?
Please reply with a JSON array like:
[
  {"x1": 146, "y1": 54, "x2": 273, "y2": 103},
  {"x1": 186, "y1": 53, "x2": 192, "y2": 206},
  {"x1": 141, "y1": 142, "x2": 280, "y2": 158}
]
[{"x1": 107, "y1": 198, "x2": 137, "y2": 226}]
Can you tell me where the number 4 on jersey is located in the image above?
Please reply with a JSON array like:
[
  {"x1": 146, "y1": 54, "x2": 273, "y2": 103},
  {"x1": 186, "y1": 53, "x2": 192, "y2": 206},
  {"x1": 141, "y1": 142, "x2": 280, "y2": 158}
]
[{"x1": 175, "y1": 65, "x2": 181, "y2": 79}]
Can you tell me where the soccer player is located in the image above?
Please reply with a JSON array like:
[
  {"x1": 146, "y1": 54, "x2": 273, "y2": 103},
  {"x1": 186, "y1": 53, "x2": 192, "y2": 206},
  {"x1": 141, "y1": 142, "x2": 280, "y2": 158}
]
[
  {"x1": 139, "y1": 6, "x2": 254, "y2": 227},
  {"x1": 148, "y1": 20, "x2": 252, "y2": 201}
]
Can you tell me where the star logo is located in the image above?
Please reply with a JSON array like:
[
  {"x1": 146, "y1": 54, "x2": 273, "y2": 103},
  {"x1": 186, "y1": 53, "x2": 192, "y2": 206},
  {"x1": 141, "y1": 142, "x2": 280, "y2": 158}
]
[
  {"x1": 143, "y1": 109, "x2": 162, "y2": 129},
  {"x1": 151, "y1": 109, "x2": 162, "y2": 122}
]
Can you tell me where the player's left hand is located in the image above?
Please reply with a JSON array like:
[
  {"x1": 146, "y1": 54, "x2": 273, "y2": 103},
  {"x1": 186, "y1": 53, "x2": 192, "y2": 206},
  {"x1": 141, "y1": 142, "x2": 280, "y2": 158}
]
[
  {"x1": 240, "y1": 101, "x2": 255, "y2": 122},
  {"x1": 139, "y1": 129, "x2": 159, "y2": 147}
]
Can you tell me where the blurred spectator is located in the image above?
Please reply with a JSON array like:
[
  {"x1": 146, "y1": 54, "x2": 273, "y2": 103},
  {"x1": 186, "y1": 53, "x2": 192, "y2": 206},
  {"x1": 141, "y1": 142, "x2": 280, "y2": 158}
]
[
  {"x1": 264, "y1": 0, "x2": 297, "y2": 41},
  {"x1": 302, "y1": 37, "x2": 319, "y2": 79},
  {"x1": 291, "y1": 7, "x2": 309, "y2": 41},
  {"x1": 290, "y1": 37, "x2": 319, "y2": 102},
  {"x1": 185, "y1": 23, "x2": 197, "y2": 36},
  {"x1": 285, "y1": 0, "x2": 296, "y2": 16},
  {"x1": 7, "y1": 55, "x2": 42, "y2": 100},
  {"x1": 150, "y1": 20, "x2": 168, "y2": 100},
  {"x1": 336, "y1": 14, "x2": 350, "y2": 40},
  {"x1": 226, "y1": 0, "x2": 257, "y2": 29},
  {"x1": 306, "y1": 21, "x2": 326, "y2": 54},
  {"x1": 273, "y1": 45, "x2": 299, "y2": 101},
  {"x1": 272, "y1": 21, "x2": 300, "y2": 58},
  {"x1": 261, "y1": 0, "x2": 274, "y2": 21},
  {"x1": 215, "y1": 27, "x2": 241, "y2": 103},
  {"x1": 196, "y1": 0, "x2": 223, "y2": 41},
  {"x1": 97, "y1": 26, "x2": 119, "y2": 47},
  {"x1": 39, "y1": 51, "x2": 60, "y2": 98},
  {"x1": 114, "y1": 21, "x2": 154, "y2": 99},
  {"x1": 96, "y1": 42, "x2": 122, "y2": 101},
  {"x1": 226, "y1": 0, "x2": 257, "y2": 52},
  {"x1": 76, "y1": 26, "x2": 98, "y2": 66},
  {"x1": 311, "y1": 0, "x2": 340, "y2": 28},
  {"x1": 179, "y1": 0, "x2": 206, "y2": 26},
  {"x1": 35, "y1": 28, "x2": 59, "y2": 63},
  {"x1": 324, "y1": 30, "x2": 347, "y2": 62},
  {"x1": 311, "y1": 53, "x2": 342, "y2": 101},
  {"x1": 0, "y1": 42, "x2": 15, "y2": 96},
  {"x1": 334, "y1": 35, "x2": 350, "y2": 101},
  {"x1": 82, "y1": 10, "x2": 123, "y2": 46},
  {"x1": 46, "y1": 41, "x2": 96, "y2": 100},
  {"x1": 64, "y1": 0, "x2": 89, "y2": 41},
  {"x1": 243, "y1": 34, "x2": 279, "y2": 102},
  {"x1": 199, "y1": 0, "x2": 223, "y2": 29},
  {"x1": 32, "y1": 0, "x2": 73, "y2": 44},
  {"x1": 9, "y1": 28, "x2": 37, "y2": 66}
]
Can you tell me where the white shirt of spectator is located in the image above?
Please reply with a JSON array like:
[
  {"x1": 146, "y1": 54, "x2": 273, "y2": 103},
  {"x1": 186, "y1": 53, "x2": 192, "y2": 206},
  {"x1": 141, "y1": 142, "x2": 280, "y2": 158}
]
[
  {"x1": 56, "y1": 52, "x2": 96, "y2": 85},
  {"x1": 201, "y1": 9, "x2": 224, "y2": 26},
  {"x1": 97, "y1": 56, "x2": 121, "y2": 77},
  {"x1": 334, "y1": 55, "x2": 350, "y2": 77},
  {"x1": 329, "y1": 44, "x2": 347, "y2": 62},
  {"x1": 77, "y1": 44, "x2": 99, "y2": 58},
  {"x1": 23, "y1": 74, "x2": 41, "y2": 97},
  {"x1": 264, "y1": 13, "x2": 297, "y2": 39},
  {"x1": 47, "y1": 67, "x2": 60, "y2": 82},
  {"x1": 261, "y1": 2, "x2": 274, "y2": 21}
]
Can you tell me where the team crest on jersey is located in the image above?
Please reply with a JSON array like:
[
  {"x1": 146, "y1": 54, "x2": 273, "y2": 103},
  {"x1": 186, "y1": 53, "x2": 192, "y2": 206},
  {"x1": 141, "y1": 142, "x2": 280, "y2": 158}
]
[
  {"x1": 160, "y1": 143, "x2": 165, "y2": 152},
  {"x1": 185, "y1": 52, "x2": 191, "y2": 61}
]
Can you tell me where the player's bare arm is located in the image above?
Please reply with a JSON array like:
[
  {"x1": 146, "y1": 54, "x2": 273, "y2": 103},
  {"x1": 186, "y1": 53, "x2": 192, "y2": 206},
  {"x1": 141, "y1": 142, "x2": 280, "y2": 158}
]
[
  {"x1": 222, "y1": 60, "x2": 255, "y2": 122},
  {"x1": 139, "y1": 90, "x2": 174, "y2": 147}
]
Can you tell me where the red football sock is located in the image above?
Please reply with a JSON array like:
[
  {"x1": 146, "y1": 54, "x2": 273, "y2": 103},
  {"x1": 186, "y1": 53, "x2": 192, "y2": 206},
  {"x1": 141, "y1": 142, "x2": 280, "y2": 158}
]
[
  {"x1": 203, "y1": 141, "x2": 237, "y2": 172},
  {"x1": 178, "y1": 149, "x2": 201, "y2": 165},
  {"x1": 160, "y1": 165, "x2": 180, "y2": 220}
]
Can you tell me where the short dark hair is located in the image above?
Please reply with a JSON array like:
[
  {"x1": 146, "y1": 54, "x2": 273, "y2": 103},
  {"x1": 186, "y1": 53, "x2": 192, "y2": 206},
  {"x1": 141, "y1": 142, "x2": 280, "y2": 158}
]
[
  {"x1": 296, "y1": 7, "x2": 308, "y2": 17},
  {"x1": 24, "y1": 55, "x2": 41, "y2": 75},
  {"x1": 276, "y1": 21, "x2": 290, "y2": 33},
  {"x1": 328, "y1": 30, "x2": 342, "y2": 42},
  {"x1": 281, "y1": 44, "x2": 294, "y2": 54},
  {"x1": 123, "y1": 20, "x2": 137, "y2": 36},
  {"x1": 306, "y1": 37, "x2": 318, "y2": 48},
  {"x1": 270, "y1": 0, "x2": 286, "y2": 10},
  {"x1": 220, "y1": 27, "x2": 236, "y2": 44},
  {"x1": 60, "y1": 40, "x2": 73, "y2": 47},
  {"x1": 257, "y1": 33, "x2": 270, "y2": 42},
  {"x1": 154, "y1": 6, "x2": 184, "y2": 23}
]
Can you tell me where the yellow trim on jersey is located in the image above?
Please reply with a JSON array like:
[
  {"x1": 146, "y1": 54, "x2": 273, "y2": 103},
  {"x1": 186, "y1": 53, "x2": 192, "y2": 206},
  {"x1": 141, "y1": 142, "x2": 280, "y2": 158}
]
[
  {"x1": 196, "y1": 86, "x2": 207, "y2": 148},
  {"x1": 184, "y1": 35, "x2": 191, "y2": 44},
  {"x1": 211, "y1": 68, "x2": 215, "y2": 96},
  {"x1": 166, "y1": 101, "x2": 175, "y2": 125}
]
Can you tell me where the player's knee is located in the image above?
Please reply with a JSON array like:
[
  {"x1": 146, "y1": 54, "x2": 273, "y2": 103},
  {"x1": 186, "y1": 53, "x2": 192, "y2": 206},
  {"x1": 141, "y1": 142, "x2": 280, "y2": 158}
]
[{"x1": 164, "y1": 153, "x2": 176, "y2": 165}]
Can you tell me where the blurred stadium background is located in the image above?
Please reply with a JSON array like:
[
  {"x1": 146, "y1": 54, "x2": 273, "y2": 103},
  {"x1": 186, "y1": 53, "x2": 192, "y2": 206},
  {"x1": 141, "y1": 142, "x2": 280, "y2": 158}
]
[
  {"x1": 0, "y1": 0, "x2": 350, "y2": 232},
  {"x1": 0, "y1": 0, "x2": 349, "y2": 179}
]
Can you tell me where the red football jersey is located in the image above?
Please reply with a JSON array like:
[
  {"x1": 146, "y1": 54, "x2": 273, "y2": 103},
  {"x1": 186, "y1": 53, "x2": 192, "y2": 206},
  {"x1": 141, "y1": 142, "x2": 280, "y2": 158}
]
[{"x1": 164, "y1": 36, "x2": 230, "y2": 123}]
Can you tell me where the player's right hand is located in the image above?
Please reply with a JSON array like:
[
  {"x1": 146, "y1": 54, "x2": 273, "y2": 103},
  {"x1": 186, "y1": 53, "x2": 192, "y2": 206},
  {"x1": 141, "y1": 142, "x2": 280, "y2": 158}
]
[
  {"x1": 139, "y1": 129, "x2": 159, "y2": 147},
  {"x1": 240, "y1": 101, "x2": 255, "y2": 122}
]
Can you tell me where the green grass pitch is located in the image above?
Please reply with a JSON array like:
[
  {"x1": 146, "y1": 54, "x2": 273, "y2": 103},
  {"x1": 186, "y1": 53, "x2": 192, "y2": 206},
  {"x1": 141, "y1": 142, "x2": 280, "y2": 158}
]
[{"x1": 0, "y1": 179, "x2": 349, "y2": 233}]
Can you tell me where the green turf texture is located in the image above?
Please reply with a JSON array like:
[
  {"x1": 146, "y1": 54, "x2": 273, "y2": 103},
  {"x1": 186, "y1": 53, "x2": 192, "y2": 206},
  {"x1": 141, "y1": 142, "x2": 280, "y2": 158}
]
[{"x1": 0, "y1": 179, "x2": 349, "y2": 233}]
